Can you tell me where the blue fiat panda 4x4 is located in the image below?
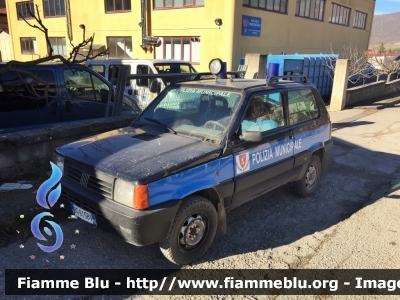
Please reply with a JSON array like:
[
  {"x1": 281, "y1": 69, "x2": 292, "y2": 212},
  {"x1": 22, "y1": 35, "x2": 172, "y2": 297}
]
[{"x1": 53, "y1": 59, "x2": 333, "y2": 265}]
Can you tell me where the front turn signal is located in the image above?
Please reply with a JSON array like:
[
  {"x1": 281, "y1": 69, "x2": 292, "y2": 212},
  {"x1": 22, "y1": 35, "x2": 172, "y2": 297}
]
[{"x1": 134, "y1": 185, "x2": 149, "y2": 210}]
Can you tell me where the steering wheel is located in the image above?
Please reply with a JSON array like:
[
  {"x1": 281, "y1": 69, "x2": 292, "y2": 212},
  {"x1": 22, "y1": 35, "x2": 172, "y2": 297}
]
[
  {"x1": 172, "y1": 119, "x2": 194, "y2": 127},
  {"x1": 204, "y1": 120, "x2": 227, "y2": 131}
]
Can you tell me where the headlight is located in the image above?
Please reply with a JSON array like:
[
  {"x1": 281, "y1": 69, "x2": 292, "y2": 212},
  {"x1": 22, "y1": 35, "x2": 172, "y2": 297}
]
[
  {"x1": 52, "y1": 153, "x2": 64, "y2": 174},
  {"x1": 114, "y1": 179, "x2": 135, "y2": 207},
  {"x1": 114, "y1": 179, "x2": 149, "y2": 210}
]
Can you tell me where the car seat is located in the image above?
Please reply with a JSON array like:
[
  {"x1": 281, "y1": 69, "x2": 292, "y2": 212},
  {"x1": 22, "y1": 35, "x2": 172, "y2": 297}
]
[{"x1": 197, "y1": 96, "x2": 231, "y2": 126}]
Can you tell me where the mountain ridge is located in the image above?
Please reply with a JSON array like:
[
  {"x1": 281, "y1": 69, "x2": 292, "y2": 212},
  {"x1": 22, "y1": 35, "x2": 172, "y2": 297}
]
[{"x1": 370, "y1": 12, "x2": 400, "y2": 48}]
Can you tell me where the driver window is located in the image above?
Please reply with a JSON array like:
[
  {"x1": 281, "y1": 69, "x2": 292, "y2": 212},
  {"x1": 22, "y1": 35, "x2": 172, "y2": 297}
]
[
  {"x1": 241, "y1": 92, "x2": 284, "y2": 134},
  {"x1": 63, "y1": 69, "x2": 110, "y2": 103},
  {"x1": 137, "y1": 64, "x2": 155, "y2": 88},
  {"x1": 109, "y1": 65, "x2": 132, "y2": 86}
]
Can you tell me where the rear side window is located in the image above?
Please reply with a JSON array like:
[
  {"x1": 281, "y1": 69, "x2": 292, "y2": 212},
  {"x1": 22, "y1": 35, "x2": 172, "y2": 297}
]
[
  {"x1": 288, "y1": 89, "x2": 319, "y2": 125},
  {"x1": 0, "y1": 69, "x2": 56, "y2": 112}
]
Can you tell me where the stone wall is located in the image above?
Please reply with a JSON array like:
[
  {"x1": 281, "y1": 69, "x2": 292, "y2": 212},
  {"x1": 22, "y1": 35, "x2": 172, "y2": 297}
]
[
  {"x1": 347, "y1": 79, "x2": 400, "y2": 105},
  {"x1": 0, "y1": 116, "x2": 135, "y2": 180}
]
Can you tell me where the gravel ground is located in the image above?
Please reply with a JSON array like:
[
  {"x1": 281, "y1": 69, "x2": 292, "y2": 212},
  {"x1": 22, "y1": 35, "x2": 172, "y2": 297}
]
[{"x1": 1, "y1": 107, "x2": 400, "y2": 299}]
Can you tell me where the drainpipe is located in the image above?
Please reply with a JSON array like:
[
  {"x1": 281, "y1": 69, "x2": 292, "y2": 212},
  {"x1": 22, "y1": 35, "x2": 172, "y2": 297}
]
[
  {"x1": 140, "y1": 0, "x2": 147, "y2": 50},
  {"x1": 140, "y1": 0, "x2": 160, "y2": 51},
  {"x1": 65, "y1": 0, "x2": 73, "y2": 42},
  {"x1": 366, "y1": 0, "x2": 376, "y2": 49}
]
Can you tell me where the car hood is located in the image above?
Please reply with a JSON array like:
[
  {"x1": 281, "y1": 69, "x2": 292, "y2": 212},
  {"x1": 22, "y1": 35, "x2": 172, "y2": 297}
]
[{"x1": 56, "y1": 126, "x2": 221, "y2": 184}]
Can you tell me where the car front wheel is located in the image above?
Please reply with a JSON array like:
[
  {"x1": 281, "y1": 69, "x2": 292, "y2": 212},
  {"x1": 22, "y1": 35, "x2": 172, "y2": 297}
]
[{"x1": 159, "y1": 195, "x2": 218, "y2": 265}]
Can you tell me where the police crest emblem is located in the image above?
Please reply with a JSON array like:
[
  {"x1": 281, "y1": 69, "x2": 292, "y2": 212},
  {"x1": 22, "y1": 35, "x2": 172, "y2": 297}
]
[{"x1": 236, "y1": 152, "x2": 250, "y2": 174}]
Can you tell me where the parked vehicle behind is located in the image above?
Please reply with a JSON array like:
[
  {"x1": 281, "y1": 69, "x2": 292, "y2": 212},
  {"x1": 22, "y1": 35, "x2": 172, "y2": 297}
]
[
  {"x1": 86, "y1": 59, "x2": 197, "y2": 108},
  {"x1": 0, "y1": 62, "x2": 141, "y2": 133}
]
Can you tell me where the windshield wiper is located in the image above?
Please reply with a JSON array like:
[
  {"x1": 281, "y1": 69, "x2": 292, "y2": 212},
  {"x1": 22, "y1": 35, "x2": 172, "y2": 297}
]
[{"x1": 145, "y1": 118, "x2": 177, "y2": 134}]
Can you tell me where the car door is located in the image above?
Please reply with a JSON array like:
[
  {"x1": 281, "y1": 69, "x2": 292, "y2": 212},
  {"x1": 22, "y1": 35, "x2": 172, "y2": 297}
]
[
  {"x1": 287, "y1": 88, "x2": 329, "y2": 176},
  {"x1": 60, "y1": 66, "x2": 112, "y2": 122},
  {"x1": 230, "y1": 91, "x2": 295, "y2": 208}
]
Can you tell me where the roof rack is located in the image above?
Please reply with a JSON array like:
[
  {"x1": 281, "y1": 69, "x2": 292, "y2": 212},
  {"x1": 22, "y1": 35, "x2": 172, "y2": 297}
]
[{"x1": 266, "y1": 75, "x2": 310, "y2": 86}]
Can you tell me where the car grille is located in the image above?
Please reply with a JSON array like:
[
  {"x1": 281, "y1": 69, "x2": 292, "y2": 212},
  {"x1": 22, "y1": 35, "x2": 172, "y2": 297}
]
[
  {"x1": 64, "y1": 164, "x2": 113, "y2": 199},
  {"x1": 61, "y1": 192, "x2": 104, "y2": 219}
]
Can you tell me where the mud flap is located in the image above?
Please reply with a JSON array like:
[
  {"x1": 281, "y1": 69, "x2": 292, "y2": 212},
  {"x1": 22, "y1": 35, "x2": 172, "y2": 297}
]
[
  {"x1": 321, "y1": 151, "x2": 328, "y2": 178},
  {"x1": 217, "y1": 203, "x2": 227, "y2": 234},
  {"x1": 322, "y1": 140, "x2": 333, "y2": 178}
]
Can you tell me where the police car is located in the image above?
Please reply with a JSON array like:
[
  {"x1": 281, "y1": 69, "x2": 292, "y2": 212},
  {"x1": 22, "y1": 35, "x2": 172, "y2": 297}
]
[{"x1": 53, "y1": 59, "x2": 333, "y2": 265}]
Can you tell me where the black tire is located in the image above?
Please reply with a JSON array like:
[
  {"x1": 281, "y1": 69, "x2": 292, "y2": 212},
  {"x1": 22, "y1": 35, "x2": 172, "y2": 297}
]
[
  {"x1": 159, "y1": 195, "x2": 218, "y2": 265},
  {"x1": 293, "y1": 154, "x2": 322, "y2": 197}
]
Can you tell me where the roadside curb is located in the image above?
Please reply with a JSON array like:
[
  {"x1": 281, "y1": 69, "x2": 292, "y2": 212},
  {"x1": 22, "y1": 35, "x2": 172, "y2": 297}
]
[{"x1": 347, "y1": 95, "x2": 400, "y2": 110}]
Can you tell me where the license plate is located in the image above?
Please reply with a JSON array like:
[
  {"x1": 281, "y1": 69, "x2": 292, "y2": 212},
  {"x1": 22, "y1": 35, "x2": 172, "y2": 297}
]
[{"x1": 70, "y1": 203, "x2": 97, "y2": 226}]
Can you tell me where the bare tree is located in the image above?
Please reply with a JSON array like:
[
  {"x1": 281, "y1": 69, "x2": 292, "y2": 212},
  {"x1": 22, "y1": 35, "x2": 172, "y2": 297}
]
[
  {"x1": 0, "y1": 3, "x2": 108, "y2": 104},
  {"x1": 324, "y1": 44, "x2": 371, "y2": 84},
  {"x1": 368, "y1": 47, "x2": 400, "y2": 83}
]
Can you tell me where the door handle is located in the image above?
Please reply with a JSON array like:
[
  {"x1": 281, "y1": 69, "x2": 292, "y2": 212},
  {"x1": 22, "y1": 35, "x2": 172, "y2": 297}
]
[
  {"x1": 50, "y1": 102, "x2": 57, "y2": 115},
  {"x1": 66, "y1": 100, "x2": 72, "y2": 113}
]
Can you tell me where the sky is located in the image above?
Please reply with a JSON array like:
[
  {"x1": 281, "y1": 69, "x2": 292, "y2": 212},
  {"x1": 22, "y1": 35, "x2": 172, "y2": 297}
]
[{"x1": 375, "y1": 0, "x2": 400, "y2": 15}]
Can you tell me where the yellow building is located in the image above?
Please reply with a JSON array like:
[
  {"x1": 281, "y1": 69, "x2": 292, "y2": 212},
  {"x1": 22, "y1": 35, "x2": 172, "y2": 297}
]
[{"x1": 6, "y1": 0, "x2": 375, "y2": 71}]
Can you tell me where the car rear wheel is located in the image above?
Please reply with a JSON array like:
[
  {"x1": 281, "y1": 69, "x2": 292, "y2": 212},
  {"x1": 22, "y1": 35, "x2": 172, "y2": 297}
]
[
  {"x1": 159, "y1": 195, "x2": 218, "y2": 265},
  {"x1": 293, "y1": 154, "x2": 321, "y2": 197}
]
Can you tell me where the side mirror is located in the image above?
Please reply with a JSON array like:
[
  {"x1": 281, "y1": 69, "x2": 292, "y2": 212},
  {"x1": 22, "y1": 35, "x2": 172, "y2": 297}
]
[
  {"x1": 240, "y1": 131, "x2": 262, "y2": 142},
  {"x1": 149, "y1": 80, "x2": 161, "y2": 93}
]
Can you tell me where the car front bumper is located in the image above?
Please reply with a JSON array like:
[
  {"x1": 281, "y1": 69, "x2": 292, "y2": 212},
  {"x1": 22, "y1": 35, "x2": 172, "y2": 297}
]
[{"x1": 61, "y1": 178, "x2": 181, "y2": 247}]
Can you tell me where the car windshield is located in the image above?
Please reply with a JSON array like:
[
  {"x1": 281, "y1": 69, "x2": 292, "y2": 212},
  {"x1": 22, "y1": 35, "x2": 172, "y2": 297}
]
[
  {"x1": 137, "y1": 86, "x2": 242, "y2": 139},
  {"x1": 154, "y1": 63, "x2": 196, "y2": 73},
  {"x1": 154, "y1": 64, "x2": 198, "y2": 86}
]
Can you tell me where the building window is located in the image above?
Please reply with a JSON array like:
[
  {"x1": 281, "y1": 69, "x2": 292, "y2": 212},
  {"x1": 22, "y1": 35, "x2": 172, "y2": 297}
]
[
  {"x1": 17, "y1": 1, "x2": 35, "y2": 19},
  {"x1": 20, "y1": 37, "x2": 36, "y2": 54},
  {"x1": 49, "y1": 37, "x2": 67, "y2": 56},
  {"x1": 105, "y1": 0, "x2": 131, "y2": 12},
  {"x1": 0, "y1": 0, "x2": 6, "y2": 9},
  {"x1": 155, "y1": 37, "x2": 200, "y2": 63},
  {"x1": 329, "y1": 3, "x2": 350, "y2": 26},
  {"x1": 243, "y1": 0, "x2": 287, "y2": 14},
  {"x1": 43, "y1": 0, "x2": 65, "y2": 17},
  {"x1": 295, "y1": 0, "x2": 325, "y2": 21},
  {"x1": 353, "y1": 10, "x2": 367, "y2": 29},
  {"x1": 154, "y1": 0, "x2": 204, "y2": 9},
  {"x1": 107, "y1": 37, "x2": 133, "y2": 59}
]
